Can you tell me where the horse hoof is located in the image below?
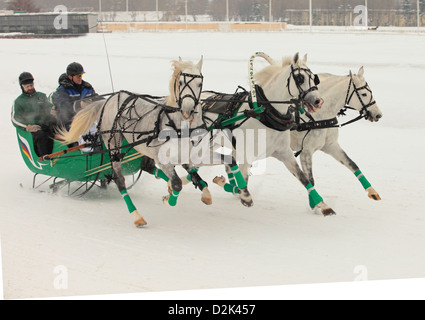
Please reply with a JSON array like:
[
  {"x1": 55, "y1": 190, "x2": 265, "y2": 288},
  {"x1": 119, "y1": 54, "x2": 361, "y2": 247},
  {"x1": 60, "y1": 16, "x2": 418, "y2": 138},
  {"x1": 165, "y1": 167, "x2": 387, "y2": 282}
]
[
  {"x1": 213, "y1": 176, "x2": 226, "y2": 187},
  {"x1": 163, "y1": 195, "x2": 171, "y2": 206},
  {"x1": 368, "y1": 193, "x2": 381, "y2": 201},
  {"x1": 201, "y1": 188, "x2": 212, "y2": 205},
  {"x1": 202, "y1": 197, "x2": 212, "y2": 205},
  {"x1": 131, "y1": 211, "x2": 147, "y2": 227},
  {"x1": 367, "y1": 187, "x2": 381, "y2": 201},
  {"x1": 135, "y1": 219, "x2": 147, "y2": 228},
  {"x1": 323, "y1": 208, "x2": 336, "y2": 216},
  {"x1": 241, "y1": 200, "x2": 254, "y2": 207}
]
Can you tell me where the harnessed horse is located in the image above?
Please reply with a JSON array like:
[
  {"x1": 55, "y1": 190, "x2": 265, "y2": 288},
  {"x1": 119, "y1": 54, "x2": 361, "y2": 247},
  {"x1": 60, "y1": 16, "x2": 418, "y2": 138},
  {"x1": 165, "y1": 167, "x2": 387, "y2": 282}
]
[
  {"x1": 185, "y1": 53, "x2": 336, "y2": 216},
  {"x1": 58, "y1": 57, "x2": 209, "y2": 227},
  {"x1": 291, "y1": 67, "x2": 383, "y2": 200}
]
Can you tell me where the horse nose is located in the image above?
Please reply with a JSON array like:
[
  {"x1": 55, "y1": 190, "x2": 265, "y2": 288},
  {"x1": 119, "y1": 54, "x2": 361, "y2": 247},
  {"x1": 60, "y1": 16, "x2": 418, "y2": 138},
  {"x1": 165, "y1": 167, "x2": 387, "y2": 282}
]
[
  {"x1": 182, "y1": 110, "x2": 193, "y2": 120},
  {"x1": 315, "y1": 98, "x2": 324, "y2": 108}
]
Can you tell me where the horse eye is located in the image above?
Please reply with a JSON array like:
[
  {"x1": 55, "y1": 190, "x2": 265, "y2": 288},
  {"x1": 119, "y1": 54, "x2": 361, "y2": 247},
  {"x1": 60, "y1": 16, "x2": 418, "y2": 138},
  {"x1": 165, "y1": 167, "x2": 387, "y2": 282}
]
[
  {"x1": 179, "y1": 80, "x2": 183, "y2": 86},
  {"x1": 362, "y1": 93, "x2": 368, "y2": 97},
  {"x1": 314, "y1": 74, "x2": 320, "y2": 86}
]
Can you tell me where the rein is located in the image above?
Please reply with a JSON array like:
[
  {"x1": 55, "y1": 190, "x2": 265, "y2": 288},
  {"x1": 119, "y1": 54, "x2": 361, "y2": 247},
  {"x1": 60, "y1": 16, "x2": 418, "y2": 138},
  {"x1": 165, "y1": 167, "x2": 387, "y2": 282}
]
[
  {"x1": 296, "y1": 73, "x2": 378, "y2": 132},
  {"x1": 48, "y1": 90, "x2": 206, "y2": 161},
  {"x1": 293, "y1": 74, "x2": 378, "y2": 157}
]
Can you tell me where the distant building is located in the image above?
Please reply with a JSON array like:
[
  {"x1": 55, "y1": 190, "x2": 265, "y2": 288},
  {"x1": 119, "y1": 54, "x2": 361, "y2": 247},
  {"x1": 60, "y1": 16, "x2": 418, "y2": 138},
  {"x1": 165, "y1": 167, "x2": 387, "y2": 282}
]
[{"x1": 0, "y1": 12, "x2": 98, "y2": 35}]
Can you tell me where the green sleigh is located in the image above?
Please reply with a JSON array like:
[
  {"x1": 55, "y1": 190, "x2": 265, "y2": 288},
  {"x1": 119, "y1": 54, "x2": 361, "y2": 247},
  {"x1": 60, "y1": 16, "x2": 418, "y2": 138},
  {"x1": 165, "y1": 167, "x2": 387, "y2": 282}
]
[{"x1": 16, "y1": 128, "x2": 144, "y2": 196}]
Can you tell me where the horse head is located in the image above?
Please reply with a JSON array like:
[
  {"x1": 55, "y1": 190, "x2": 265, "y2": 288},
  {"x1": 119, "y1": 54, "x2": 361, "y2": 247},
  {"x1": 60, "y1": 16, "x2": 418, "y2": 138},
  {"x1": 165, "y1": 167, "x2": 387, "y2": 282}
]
[
  {"x1": 288, "y1": 53, "x2": 324, "y2": 113},
  {"x1": 348, "y1": 67, "x2": 383, "y2": 122},
  {"x1": 167, "y1": 57, "x2": 204, "y2": 122}
]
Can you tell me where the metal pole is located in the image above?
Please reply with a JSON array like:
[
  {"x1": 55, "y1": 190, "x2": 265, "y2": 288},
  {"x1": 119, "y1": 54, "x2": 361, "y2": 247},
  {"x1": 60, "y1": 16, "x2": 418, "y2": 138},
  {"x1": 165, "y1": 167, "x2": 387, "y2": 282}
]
[
  {"x1": 269, "y1": 0, "x2": 272, "y2": 22},
  {"x1": 418, "y1": 0, "x2": 421, "y2": 28},
  {"x1": 226, "y1": 0, "x2": 229, "y2": 22},
  {"x1": 99, "y1": 0, "x2": 102, "y2": 13},
  {"x1": 365, "y1": 0, "x2": 368, "y2": 29},
  {"x1": 185, "y1": 0, "x2": 188, "y2": 28},
  {"x1": 126, "y1": 0, "x2": 129, "y2": 12},
  {"x1": 156, "y1": 0, "x2": 159, "y2": 21},
  {"x1": 309, "y1": 0, "x2": 312, "y2": 31}
]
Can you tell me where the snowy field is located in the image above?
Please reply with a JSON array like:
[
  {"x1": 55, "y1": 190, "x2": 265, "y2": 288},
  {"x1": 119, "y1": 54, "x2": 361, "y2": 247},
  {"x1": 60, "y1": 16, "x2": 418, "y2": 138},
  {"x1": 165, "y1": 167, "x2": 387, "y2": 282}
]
[{"x1": 1, "y1": 29, "x2": 425, "y2": 300}]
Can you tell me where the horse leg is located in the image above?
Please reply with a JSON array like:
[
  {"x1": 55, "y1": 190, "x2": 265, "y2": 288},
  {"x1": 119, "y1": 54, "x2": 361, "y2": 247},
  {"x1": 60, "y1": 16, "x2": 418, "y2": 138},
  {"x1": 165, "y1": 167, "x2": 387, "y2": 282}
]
[
  {"x1": 182, "y1": 165, "x2": 212, "y2": 205},
  {"x1": 158, "y1": 165, "x2": 183, "y2": 207},
  {"x1": 273, "y1": 149, "x2": 335, "y2": 216},
  {"x1": 321, "y1": 142, "x2": 381, "y2": 201},
  {"x1": 111, "y1": 160, "x2": 147, "y2": 228},
  {"x1": 299, "y1": 150, "x2": 315, "y2": 186},
  {"x1": 229, "y1": 159, "x2": 253, "y2": 207},
  {"x1": 139, "y1": 156, "x2": 173, "y2": 194},
  {"x1": 213, "y1": 164, "x2": 239, "y2": 195}
]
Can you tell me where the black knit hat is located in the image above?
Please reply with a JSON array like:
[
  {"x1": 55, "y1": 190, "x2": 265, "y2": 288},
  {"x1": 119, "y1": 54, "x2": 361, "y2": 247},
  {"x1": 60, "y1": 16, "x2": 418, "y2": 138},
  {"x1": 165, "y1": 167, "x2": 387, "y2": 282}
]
[{"x1": 19, "y1": 72, "x2": 34, "y2": 86}]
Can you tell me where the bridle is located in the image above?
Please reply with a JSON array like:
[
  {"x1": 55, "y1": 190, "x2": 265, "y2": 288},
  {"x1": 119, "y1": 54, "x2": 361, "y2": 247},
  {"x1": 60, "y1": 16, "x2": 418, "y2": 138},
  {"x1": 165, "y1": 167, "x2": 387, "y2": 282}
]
[
  {"x1": 174, "y1": 72, "x2": 204, "y2": 109},
  {"x1": 287, "y1": 64, "x2": 321, "y2": 101},
  {"x1": 343, "y1": 73, "x2": 376, "y2": 120}
]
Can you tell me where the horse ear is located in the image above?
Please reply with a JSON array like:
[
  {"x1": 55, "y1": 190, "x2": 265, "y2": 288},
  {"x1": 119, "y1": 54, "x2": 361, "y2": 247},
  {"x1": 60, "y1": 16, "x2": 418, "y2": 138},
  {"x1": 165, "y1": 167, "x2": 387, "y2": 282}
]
[
  {"x1": 179, "y1": 56, "x2": 183, "y2": 62},
  {"x1": 349, "y1": 70, "x2": 353, "y2": 77},
  {"x1": 197, "y1": 56, "x2": 203, "y2": 72},
  {"x1": 358, "y1": 66, "x2": 365, "y2": 79},
  {"x1": 302, "y1": 54, "x2": 308, "y2": 64},
  {"x1": 293, "y1": 52, "x2": 300, "y2": 64}
]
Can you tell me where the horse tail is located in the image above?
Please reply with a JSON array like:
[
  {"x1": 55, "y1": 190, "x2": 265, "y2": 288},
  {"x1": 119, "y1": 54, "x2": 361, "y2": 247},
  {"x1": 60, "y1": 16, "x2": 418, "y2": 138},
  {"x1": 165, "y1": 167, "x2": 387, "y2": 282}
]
[{"x1": 56, "y1": 100, "x2": 104, "y2": 144}]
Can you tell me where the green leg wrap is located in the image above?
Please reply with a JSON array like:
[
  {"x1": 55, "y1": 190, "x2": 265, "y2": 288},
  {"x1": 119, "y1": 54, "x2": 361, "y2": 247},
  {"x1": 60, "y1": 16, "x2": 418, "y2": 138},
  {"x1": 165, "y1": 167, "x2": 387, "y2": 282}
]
[
  {"x1": 224, "y1": 183, "x2": 239, "y2": 195},
  {"x1": 227, "y1": 172, "x2": 237, "y2": 187},
  {"x1": 231, "y1": 165, "x2": 247, "y2": 190},
  {"x1": 306, "y1": 183, "x2": 323, "y2": 209},
  {"x1": 121, "y1": 189, "x2": 137, "y2": 213},
  {"x1": 187, "y1": 173, "x2": 208, "y2": 189},
  {"x1": 199, "y1": 180, "x2": 208, "y2": 189},
  {"x1": 188, "y1": 167, "x2": 199, "y2": 174},
  {"x1": 186, "y1": 167, "x2": 208, "y2": 190},
  {"x1": 153, "y1": 167, "x2": 169, "y2": 182},
  {"x1": 355, "y1": 170, "x2": 372, "y2": 190},
  {"x1": 168, "y1": 190, "x2": 180, "y2": 207}
]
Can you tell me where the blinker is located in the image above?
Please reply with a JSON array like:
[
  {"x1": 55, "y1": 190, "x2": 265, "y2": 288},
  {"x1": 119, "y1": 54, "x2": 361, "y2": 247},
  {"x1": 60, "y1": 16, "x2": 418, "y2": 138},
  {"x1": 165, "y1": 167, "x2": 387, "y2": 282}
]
[
  {"x1": 294, "y1": 74, "x2": 305, "y2": 86},
  {"x1": 314, "y1": 74, "x2": 320, "y2": 86}
]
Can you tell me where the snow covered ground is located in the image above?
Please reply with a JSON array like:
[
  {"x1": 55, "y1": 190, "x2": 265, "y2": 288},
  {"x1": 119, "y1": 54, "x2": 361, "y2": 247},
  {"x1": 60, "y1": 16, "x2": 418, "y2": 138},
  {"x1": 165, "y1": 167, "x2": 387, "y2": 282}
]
[{"x1": 1, "y1": 29, "x2": 425, "y2": 300}]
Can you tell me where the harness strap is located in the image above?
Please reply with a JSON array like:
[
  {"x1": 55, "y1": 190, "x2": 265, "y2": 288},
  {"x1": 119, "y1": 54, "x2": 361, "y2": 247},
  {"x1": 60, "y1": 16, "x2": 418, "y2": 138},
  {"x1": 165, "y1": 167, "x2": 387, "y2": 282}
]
[{"x1": 295, "y1": 117, "x2": 339, "y2": 132}]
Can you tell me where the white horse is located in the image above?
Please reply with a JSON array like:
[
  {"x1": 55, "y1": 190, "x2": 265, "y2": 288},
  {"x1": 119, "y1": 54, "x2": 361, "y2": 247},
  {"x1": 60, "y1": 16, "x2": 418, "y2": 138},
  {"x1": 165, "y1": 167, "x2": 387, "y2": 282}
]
[
  {"x1": 191, "y1": 53, "x2": 336, "y2": 216},
  {"x1": 290, "y1": 67, "x2": 383, "y2": 200},
  {"x1": 58, "y1": 57, "x2": 207, "y2": 227}
]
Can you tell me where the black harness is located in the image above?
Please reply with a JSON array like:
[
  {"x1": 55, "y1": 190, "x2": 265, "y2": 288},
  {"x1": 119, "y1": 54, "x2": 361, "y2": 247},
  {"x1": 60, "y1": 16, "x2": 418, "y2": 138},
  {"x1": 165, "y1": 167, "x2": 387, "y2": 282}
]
[{"x1": 174, "y1": 72, "x2": 204, "y2": 109}]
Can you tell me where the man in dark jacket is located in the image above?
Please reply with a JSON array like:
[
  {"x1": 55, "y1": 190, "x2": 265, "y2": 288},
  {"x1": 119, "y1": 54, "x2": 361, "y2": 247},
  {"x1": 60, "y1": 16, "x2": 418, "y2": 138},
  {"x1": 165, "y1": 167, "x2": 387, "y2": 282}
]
[
  {"x1": 52, "y1": 62, "x2": 97, "y2": 130},
  {"x1": 12, "y1": 72, "x2": 57, "y2": 157}
]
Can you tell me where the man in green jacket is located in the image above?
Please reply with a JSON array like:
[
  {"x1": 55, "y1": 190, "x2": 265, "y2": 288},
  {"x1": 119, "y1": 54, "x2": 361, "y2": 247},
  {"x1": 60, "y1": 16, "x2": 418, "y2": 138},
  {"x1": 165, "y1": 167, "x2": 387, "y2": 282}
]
[{"x1": 11, "y1": 72, "x2": 57, "y2": 157}]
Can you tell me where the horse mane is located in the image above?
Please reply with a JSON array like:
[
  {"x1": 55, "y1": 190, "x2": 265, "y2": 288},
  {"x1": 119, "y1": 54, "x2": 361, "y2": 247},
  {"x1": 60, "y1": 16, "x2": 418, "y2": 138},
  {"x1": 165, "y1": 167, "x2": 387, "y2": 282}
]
[
  {"x1": 254, "y1": 56, "x2": 294, "y2": 87},
  {"x1": 166, "y1": 59, "x2": 196, "y2": 106}
]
